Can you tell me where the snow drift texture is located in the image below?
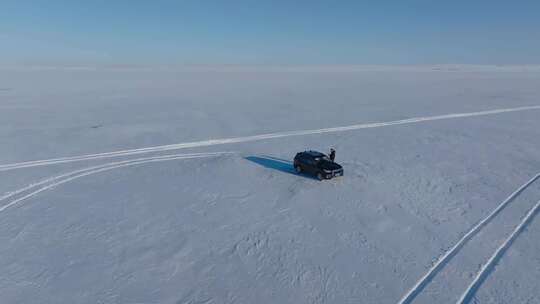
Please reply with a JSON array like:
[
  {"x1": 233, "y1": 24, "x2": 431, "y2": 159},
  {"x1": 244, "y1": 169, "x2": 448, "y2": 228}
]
[{"x1": 1, "y1": 65, "x2": 540, "y2": 304}]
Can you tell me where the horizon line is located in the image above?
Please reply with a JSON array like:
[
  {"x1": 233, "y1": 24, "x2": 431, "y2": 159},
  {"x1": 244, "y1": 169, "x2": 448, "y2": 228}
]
[{"x1": 2, "y1": 63, "x2": 540, "y2": 71}]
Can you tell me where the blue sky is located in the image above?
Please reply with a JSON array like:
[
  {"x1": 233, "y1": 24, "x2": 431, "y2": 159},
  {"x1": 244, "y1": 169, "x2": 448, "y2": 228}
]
[{"x1": 1, "y1": 0, "x2": 539, "y2": 65}]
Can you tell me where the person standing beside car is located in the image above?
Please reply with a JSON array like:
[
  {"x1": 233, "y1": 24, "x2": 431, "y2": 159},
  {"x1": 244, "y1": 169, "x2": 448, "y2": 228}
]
[{"x1": 329, "y1": 148, "x2": 336, "y2": 161}]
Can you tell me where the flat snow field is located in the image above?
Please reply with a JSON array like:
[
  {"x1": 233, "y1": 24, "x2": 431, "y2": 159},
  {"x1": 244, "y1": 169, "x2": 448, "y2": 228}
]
[{"x1": 1, "y1": 65, "x2": 540, "y2": 304}]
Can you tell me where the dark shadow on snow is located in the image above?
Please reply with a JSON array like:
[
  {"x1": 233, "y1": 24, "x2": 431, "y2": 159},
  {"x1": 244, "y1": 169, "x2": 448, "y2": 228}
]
[{"x1": 245, "y1": 156, "x2": 316, "y2": 180}]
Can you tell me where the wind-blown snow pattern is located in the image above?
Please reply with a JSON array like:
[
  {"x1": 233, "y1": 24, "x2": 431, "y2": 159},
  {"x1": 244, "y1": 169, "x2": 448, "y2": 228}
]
[{"x1": 1, "y1": 65, "x2": 540, "y2": 304}]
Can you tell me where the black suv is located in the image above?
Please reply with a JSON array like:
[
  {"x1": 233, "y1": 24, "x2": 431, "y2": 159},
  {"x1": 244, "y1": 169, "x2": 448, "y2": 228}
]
[{"x1": 293, "y1": 151, "x2": 344, "y2": 180}]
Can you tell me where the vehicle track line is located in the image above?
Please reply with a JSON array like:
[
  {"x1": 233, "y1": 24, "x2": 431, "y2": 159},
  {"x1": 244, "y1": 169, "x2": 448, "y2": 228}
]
[
  {"x1": 0, "y1": 151, "x2": 234, "y2": 203},
  {"x1": 456, "y1": 199, "x2": 540, "y2": 304},
  {"x1": 396, "y1": 173, "x2": 540, "y2": 304},
  {"x1": 1, "y1": 105, "x2": 539, "y2": 172},
  {"x1": 0, "y1": 152, "x2": 234, "y2": 213}
]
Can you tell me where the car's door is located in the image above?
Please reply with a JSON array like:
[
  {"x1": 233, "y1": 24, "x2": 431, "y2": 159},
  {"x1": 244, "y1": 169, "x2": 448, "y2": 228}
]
[
  {"x1": 304, "y1": 156, "x2": 317, "y2": 174},
  {"x1": 298, "y1": 155, "x2": 310, "y2": 172}
]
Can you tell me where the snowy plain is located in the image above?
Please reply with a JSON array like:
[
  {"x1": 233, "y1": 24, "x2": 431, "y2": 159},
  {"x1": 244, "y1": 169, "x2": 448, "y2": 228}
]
[{"x1": 1, "y1": 65, "x2": 540, "y2": 304}]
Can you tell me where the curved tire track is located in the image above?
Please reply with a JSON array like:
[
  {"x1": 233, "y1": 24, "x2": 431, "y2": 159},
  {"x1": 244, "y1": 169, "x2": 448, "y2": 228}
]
[
  {"x1": 1, "y1": 105, "x2": 539, "y2": 172},
  {"x1": 0, "y1": 152, "x2": 232, "y2": 203},
  {"x1": 397, "y1": 173, "x2": 540, "y2": 304},
  {"x1": 0, "y1": 151, "x2": 234, "y2": 213}
]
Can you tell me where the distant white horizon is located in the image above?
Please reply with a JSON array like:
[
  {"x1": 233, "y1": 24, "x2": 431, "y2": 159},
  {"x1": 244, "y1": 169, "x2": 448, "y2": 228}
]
[{"x1": 2, "y1": 63, "x2": 540, "y2": 72}]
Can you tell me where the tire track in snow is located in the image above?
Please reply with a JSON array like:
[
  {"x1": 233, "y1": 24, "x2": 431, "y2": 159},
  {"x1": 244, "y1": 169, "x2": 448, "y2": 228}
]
[
  {"x1": 456, "y1": 199, "x2": 540, "y2": 304},
  {"x1": 396, "y1": 173, "x2": 540, "y2": 304},
  {"x1": 1, "y1": 105, "x2": 539, "y2": 172},
  {"x1": 0, "y1": 151, "x2": 234, "y2": 213},
  {"x1": 0, "y1": 152, "x2": 232, "y2": 203}
]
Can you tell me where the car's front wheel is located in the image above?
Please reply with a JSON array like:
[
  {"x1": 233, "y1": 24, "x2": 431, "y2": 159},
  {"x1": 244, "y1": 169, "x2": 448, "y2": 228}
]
[
  {"x1": 317, "y1": 172, "x2": 324, "y2": 181},
  {"x1": 294, "y1": 164, "x2": 302, "y2": 174}
]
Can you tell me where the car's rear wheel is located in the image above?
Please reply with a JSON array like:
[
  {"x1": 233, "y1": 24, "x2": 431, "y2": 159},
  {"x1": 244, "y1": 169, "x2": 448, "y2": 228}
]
[
  {"x1": 317, "y1": 172, "x2": 324, "y2": 181},
  {"x1": 294, "y1": 164, "x2": 302, "y2": 173}
]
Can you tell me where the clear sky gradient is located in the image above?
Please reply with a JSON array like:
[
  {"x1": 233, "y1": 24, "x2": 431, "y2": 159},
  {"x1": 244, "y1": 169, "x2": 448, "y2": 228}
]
[{"x1": 2, "y1": 0, "x2": 539, "y2": 65}]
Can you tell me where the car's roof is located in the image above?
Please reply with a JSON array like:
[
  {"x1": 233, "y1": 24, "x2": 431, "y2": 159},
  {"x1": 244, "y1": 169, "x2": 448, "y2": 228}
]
[{"x1": 301, "y1": 150, "x2": 326, "y2": 157}]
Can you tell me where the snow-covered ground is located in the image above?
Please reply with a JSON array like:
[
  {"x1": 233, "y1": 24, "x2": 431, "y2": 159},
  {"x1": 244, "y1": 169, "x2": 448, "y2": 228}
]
[{"x1": 1, "y1": 65, "x2": 540, "y2": 304}]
